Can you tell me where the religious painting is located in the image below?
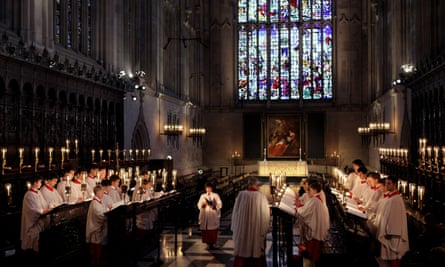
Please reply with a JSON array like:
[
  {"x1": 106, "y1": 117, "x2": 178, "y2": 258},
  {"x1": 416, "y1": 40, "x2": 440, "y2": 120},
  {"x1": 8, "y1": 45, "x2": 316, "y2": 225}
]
[{"x1": 267, "y1": 114, "x2": 301, "y2": 158}]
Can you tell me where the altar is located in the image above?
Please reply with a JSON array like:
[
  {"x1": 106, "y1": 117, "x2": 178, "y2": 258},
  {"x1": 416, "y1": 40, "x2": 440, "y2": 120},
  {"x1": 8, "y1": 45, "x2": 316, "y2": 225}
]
[{"x1": 258, "y1": 160, "x2": 308, "y2": 177}]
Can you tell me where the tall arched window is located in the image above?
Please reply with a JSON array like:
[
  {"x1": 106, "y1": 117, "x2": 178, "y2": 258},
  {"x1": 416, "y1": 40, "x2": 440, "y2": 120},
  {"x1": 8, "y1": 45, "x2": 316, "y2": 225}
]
[{"x1": 237, "y1": 0, "x2": 333, "y2": 101}]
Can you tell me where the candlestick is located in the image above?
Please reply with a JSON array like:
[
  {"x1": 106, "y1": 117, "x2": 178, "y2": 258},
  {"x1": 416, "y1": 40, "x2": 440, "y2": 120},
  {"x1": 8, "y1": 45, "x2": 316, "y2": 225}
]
[
  {"x1": 19, "y1": 148, "x2": 24, "y2": 173},
  {"x1": 1, "y1": 148, "x2": 6, "y2": 175},
  {"x1": 61, "y1": 147, "x2": 65, "y2": 169},
  {"x1": 417, "y1": 185, "x2": 425, "y2": 210},
  {"x1": 5, "y1": 183, "x2": 11, "y2": 197},
  {"x1": 172, "y1": 169, "x2": 177, "y2": 189},
  {"x1": 409, "y1": 183, "x2": 416, "y2": 206},
  {"x1": 34, "y1": 147, "x2": 40, "y2": 172}
]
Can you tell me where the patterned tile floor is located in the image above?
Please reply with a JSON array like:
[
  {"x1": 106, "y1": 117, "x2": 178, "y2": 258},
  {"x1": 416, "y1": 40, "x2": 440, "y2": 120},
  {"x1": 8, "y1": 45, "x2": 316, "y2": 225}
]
[{"x1": 136, "y1": 210, "x2": 274, "y2": 267}]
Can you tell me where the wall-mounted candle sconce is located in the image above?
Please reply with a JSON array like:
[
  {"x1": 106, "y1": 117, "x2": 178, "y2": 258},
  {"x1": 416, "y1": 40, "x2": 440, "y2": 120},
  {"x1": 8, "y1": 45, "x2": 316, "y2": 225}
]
[
  {"x1": 188, "y1": 115, "x2": 205, "y2": 146},
  {"x1": 357, "y1": 122, "x2": 392, "y2": 145},
  {"x1": 188, "y1": 128, "x2": 206, "y2": 146},
  {"x1": 161, "y1": 112, "x2": 182, "y2": 148}
]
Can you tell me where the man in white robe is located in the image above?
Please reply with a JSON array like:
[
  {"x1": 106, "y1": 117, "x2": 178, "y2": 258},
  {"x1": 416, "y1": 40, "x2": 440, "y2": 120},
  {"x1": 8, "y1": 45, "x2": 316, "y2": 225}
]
[
  {"x1": 86, "y1": 185, "x2": 108, "y2": 267},
  {"x1": 197, "y1": 182, "x2": 222, "y2": 250},
  {"x1": 296, "y1": 180, "x2": 330, "y2": 267},
  {"x1": 231, "y1": 176, "x2": 270, "y2": 267},
  {"x1": 377, "y1": 176, "x2": 409, "y2": 267},
  {"x1": 40, "y1": 172, "x2": 64, "y2": 208},
  {"x1": 21, "y1": 176, "x2": 50, "y2": 252}
]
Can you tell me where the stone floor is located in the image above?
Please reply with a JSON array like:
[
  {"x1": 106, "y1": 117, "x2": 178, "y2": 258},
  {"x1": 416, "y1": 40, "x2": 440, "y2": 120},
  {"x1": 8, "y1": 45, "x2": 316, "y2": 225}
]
[{"x1": 136, "y1": 209, "x2": 273, "y2": 267}]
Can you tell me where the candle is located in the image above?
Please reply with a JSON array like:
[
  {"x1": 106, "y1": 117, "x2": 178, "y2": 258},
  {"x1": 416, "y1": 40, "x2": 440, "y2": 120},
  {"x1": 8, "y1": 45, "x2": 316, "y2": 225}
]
[
  {"x1": 91, "y1": 149, "x2": 95, "y2": 162},
  {"x1": 35, "y1": 147, "x2": 40, "y2": 160},
  {"x1": 418, "y1": 185, "x2": 425, "y2": 210},
  {"x1": 129, "y1": 149, "x2": 133, "y2": 160},
  {"x1": 1, "y1": 148, "x2": 6, "y2": 159},
  {"x1": 139, "y1": 177, "x2": 142, "y2": 186},
  {"x1": 49, "y1": 147, "x2": 53, "y2": 158},
  {"x1": 75, "y1": 139, "x2": 78, "y2": 150},
  {"x1": 147, "y1": 148, "x2": 151, "y2": 158},
  {"x1": 142, "y1": 149, "x2": 145, "y2": 160},
  {"x1": 19, "y1": 148, "x2": 24, "y2": 159},
  {"x1": 99, "y1": 149, "x2": 103, "y2": 162},
  {"x1": 66, "y1": 139, "x2": 70, "y2": 150},
  {"x1": 82, "y1": 172, "x2": 87, "y2": 184},
  {"x1": 135, "y1": 149, "x2": 139, "y2": 160},
  {"x1": 61, "y1": 148, "x2": 65, "y2": 161},
  {"x1": 5, "y1": 183, "x2": 11, "y2": 197},
  {"x1": 299, "y1": 147, "x2": 302, "y2": 159},
  {"x1": 26, "y1": 181, "x2": 31, "y2": 190}
]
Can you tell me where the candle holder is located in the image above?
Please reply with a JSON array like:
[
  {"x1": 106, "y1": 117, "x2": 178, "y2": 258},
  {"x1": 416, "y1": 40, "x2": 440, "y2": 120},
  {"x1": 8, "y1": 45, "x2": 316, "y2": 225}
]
[
  {"x1": 65, "y1": 185, "x2": 72, "y2": 203},
  {"x1": 81, "y1": 183, "x2": 87, "y2": 200},
  {"x1": 121, "y1": 184, "x2": 128, "y2": 204},
  {"x1": 172, "y1": 169, "x2": 177, "y2": 189},
  {"x1": 417, "y1": 185, "x2": 425, "y2": 211},
  {"x1": 18, "y1": 148, "x2": 24, "y2": 173},
  {"x1": 34, "y1": 147, "x2": 39, "y2": 172},
  {"x1": 1, "y1": 148, "x2": 6, "y2": 175},
  {"x1": 75, "y1": 139, "x2": 79, "y2": 159},
  {"x1": 48, "y1": 147, "x2": 54, "y2": 171},
  {"x1": 409, "y1": 182, "x2": 416, "y2": 207},
  {"x1": 5, "y1": 183, "x2": 12, "y2": 205},
  {"x1": 91, "y1": 149, "x2": 95, "y2": 163}
]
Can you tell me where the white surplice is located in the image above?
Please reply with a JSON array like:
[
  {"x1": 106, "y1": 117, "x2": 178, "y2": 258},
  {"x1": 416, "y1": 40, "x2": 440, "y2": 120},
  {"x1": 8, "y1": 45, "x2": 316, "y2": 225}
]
[
  {"x1": 20, "y1": 189, "x2": 48, "y2": 251},
  {"x1": 86, "y1": 196, "x2": 108, "y2": 245},
  {"x1": 40, "y1": 183, "x2": 63, "y2": 208},
  {"x1": 296, "y1": 193, "x2": 330, "y2": 242},
  {"x1": 197, "y1": 192, "x2": 222, "y2": 230},
  {"x1": 346, "y1": 172, "x2": 360, "y2": 191},
  {"x1": 377, "y1": 191, "x2": 409, "y2": 260},
  {"x1": 231, "y1": 190, "x2": 270, "y2": 258}
]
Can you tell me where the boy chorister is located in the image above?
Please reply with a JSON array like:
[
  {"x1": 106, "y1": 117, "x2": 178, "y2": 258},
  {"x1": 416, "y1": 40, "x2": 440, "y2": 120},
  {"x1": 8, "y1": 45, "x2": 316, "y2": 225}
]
[
  {"x1": 86, "y1": 185, "x2": 108, "y2": 267},
  {"x1": 40, "y1": 172, "x2": 64, "y2": 208}
]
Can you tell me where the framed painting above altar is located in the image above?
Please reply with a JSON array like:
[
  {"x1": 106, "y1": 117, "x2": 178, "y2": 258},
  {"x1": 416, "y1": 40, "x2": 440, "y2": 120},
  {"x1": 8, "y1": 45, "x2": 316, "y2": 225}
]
[{"x1": 267, "y1": 114, "x2": 301, "y2": 158}]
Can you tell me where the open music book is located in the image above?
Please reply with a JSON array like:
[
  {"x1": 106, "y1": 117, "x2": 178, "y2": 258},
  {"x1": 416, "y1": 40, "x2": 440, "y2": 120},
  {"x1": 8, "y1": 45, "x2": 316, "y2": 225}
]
[{"x1": 278, "y1": 187, "x2": 297, "y2": 216}]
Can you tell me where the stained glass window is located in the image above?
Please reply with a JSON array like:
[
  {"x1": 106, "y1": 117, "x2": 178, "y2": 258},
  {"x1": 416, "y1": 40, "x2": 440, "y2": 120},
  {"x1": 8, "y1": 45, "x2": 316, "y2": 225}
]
[
  {"x1": 55, "y1": 0, "x2": 61, "y2": 44},
  {"x1": 67, "y1": 0, "x2": 72, "y2": 48},
  {"x1": 237, "y1": 0, "x2": 333, "y2": 101}
]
